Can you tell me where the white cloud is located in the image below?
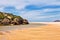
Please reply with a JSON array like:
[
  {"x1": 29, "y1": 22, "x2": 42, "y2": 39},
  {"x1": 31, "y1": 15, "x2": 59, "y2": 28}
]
[
  {"x1": 20, "y1": 8, "x2": 60, "y2": 22},
  {"x1": 23, "y1": 0, "x2": 60, "y2": 7},
  {"x1": 0, "y1": 0, "x2": 60, "y2": 22},
  {"x1": 20, "y1": 10, "x2": 41, "y2": 19},
  {"x1": 35, "y1": 14, "x2": 60, "y2": 19},
  {"x1": 0, "y1": 0, "x2": 29, "y2": 10},
  {"x1": 0, "y1": 0, "x2": 60, "y2": 10},
  {"x1": 40, "y1": 8, "x2": 60, "y2": 13}
]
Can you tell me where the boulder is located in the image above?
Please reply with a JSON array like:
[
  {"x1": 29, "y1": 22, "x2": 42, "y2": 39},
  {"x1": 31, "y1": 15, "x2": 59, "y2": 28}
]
[
  {"x1": 2, "y1": 18, "x2": 11, "y2": 25},
  {"x1": 54, "y1": 20, "x2": 60, "y2": 22},
  {"x1": 23, "y1": 19, "x2": 29, "y2": 24},
  {"x1": 13, "y1": 18, "x2": 23, "y2": 25},
  {"x1": 0, "y1": 19, "x2": 2, "y2": 24},
  {"x1": 11, "y1": 21, "x2": 16, "y2": 25}
]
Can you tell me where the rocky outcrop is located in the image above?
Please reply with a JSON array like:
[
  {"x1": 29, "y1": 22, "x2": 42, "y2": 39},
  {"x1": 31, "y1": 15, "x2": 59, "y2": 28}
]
[
  {"x1": 12, "y1": 18, "x2": 23, "y2": 25},
  {"x1": 1, "y1": 18, "x2": 11, "y2": 25},
  {"x1": 23, "y1": 19, "x2": 29, "y2": 24},
  {"x1": 54, "y1": 20, "x2": 60, "y2": 22},
  {"x1": 0, "y1": 12, "x2": 29, "y2": 25}
]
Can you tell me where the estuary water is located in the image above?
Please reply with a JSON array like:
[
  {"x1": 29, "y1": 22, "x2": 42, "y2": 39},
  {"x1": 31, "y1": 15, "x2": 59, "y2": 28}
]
[{"x1": 0, "y1": 23, "x2": 46, "y2": 31}]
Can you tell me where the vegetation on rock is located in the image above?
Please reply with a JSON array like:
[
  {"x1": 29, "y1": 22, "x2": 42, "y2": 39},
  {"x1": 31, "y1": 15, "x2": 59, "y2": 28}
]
[{"x1": 0, "y1": 12, "x2": 29, "y2": 25}]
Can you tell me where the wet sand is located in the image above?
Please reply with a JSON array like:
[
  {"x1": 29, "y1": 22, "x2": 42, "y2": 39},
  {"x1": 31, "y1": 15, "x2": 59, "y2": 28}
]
[
  {"x1": 0, "y1": 22, "x2": 60, "y2": 40},
  {"x1": 0, "y1": 23, "x2": 45, "y2": 31}
]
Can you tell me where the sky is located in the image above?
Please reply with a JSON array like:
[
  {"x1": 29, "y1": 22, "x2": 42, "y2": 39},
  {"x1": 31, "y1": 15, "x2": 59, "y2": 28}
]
[{"x1": 0, "y1": 0, "x2": 60, "y2": 22}]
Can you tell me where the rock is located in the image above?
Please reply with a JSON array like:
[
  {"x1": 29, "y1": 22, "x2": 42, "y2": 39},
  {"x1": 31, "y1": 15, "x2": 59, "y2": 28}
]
[
  {"x1": 10, "y1": 24, "x2": 14, "y2": 25},
  {"x1": 11, "y1": 21, "x2": 15, "y2": 25},
  {"x1": 0, "y1": 12, "x2": 29, "y2": 25},
  {"x1": 23, "y1": 19, "x2": 29, "y2": 24},
  {"x1": 7, "y1": 16, "x2": 12, "y2": 19},
  {"x1": 0, "y1": 19, "x2": 2, "y2": 24},
  {"x1": 54, "y1": 20, "x2": 60, "y2": 22},
  {"x1": 13, "y1": 18, "x2": 23, "y2": 25},
  {"x1": 2, "y1": 18, "x2": 11, "y2": 25},
  {"x1": 3, "y1": 13, "x2": 8, "y2": 16}
]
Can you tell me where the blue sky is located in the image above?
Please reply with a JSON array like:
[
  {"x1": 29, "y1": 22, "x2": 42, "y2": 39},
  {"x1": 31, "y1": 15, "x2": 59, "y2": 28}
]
[{"x1": 0, "y1": 0, "x2": 60, "y2": 22}]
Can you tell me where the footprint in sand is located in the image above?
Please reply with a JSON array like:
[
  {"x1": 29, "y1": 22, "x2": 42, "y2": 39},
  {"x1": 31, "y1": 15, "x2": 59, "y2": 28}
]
[
  {"x1": 4, "y1": 31, "x2": 10, "y2": 33},
  {"x1": 0, "y1": 32, "x2": 5, "y2": 35},
  {"x1": 0, "y1": 31, "x2": 11, "y2": 35}
]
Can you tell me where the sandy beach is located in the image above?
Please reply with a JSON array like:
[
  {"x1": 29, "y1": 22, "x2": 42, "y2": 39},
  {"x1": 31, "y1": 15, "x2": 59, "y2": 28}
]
[{"x1": 0, "y1": 22, "x2": 60, "y2": 40}]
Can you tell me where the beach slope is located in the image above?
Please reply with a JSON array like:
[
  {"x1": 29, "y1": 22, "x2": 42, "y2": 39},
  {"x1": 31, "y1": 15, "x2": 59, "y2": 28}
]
[{"x1": 0, "y1": 23, "x2": 60, "y2": 40}]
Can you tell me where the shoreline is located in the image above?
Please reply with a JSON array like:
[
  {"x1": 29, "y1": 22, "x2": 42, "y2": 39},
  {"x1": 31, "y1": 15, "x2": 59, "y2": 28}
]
[
  {"x1": 30, "y1": 22, "x2": 60, "y2": 24},
  {"x1": 0, "y1": 23, "x2": 46, "y2": 31}
]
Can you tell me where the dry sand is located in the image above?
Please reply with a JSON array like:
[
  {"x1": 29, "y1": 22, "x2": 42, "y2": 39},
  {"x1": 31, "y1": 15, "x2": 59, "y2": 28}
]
[{"x1": 0, "y1": 23, "x2": 60, "y2": 40}]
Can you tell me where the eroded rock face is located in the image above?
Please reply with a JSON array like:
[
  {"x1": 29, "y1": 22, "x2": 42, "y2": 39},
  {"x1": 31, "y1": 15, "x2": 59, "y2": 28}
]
[
  {"x1": 1, "y1": 18, "x2": 29, "y2": 25},
  {"x1": 13, "y1": 18, "x2": 23, "y2": 25},
  {"x1": 11, "y1": 18, "x2": 29, "y2": 25},
  {"x1": 2, "y1": 18, "x2": 11, "y2": 25},
  {"x1": 0, "y1": 12, "x2": 29, "y2": 25},
  {"x1": 0, "y1": 19, "x2": 2, "y2": 24},
  {"x1": 23, "y1": 19, "x2": 29, "y2": 24}
]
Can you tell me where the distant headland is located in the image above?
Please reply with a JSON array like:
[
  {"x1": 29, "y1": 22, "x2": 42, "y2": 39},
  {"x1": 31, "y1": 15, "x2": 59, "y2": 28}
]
[{"x1": 0, "y1": 12, "x2": 29, "y2": 25}]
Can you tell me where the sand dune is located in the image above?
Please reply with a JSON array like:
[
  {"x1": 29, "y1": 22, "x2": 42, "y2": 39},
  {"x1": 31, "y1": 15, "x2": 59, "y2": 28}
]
[{"x1": 0, "y1": 24, "x2": 60, "y2": 40}]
